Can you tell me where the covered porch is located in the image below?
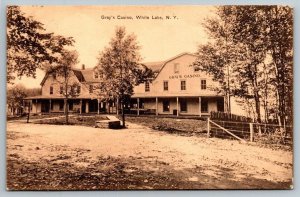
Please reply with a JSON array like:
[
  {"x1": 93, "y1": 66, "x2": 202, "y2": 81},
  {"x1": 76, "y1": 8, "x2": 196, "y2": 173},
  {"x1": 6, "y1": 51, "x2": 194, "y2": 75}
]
[
  {"x1": 23, "y1": 96, "x2": 119, "y2": 115},
  {"x1": 128, "y1": 96, "x2": 225, "y2": 117}
]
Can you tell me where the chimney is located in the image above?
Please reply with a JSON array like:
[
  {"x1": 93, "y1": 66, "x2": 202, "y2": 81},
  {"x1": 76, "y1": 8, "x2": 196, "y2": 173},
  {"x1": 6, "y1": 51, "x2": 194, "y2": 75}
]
[{"x1": 82, "y1": 64, "x2": 85, "y2": 70}]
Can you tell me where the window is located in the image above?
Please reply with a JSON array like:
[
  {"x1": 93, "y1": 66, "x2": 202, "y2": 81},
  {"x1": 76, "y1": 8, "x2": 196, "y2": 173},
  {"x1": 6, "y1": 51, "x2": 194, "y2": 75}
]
[
  {"x1": 163, "y1": 81, "x2": 168, "y2": 91},
  {"x1": 181, "y1": 80, "x2": 186, "y2": 90},
  {"x1": 201, "y1": 80, "x2": 206, "y2": 90},
  {"x1": 145, "y1": 81, "x2": 150, "y2": 92},
  {"x1": 180, "y1": 99, "x2": 187, "y2": 112},
  {"x1": 77, "y1": 85, "x2": 81, "y2": 94},
  {"x1": 194, "y1": 66, "x2": 200, "y2": 72},
  {"x1": 50, "y1": 86, "x2": 53, "y2": 95},
  {"x1": 60, "y1": 86, "x2": 63, "y2": 95},
  {"x1": 89, "y1": 84, "x2": 93, "y2": 93},
  {"x1": 201, "y1": 100, "x2": 208, "y2": 113},
  {"x1": 70, "y1": 86, "x2": 75, "y2": 93},
  {"x1": 174, "y1": 63, "x2": 179, "y2": 74},
  {"x1": 94, "y1": 72, "x2": 99, "y2": 79},
  {"x1": 52, "y1": 73, "x2": 56, "y2": 80},
  {"x1": 163, "y1": 100, "x2": 170, "y2": 112}
]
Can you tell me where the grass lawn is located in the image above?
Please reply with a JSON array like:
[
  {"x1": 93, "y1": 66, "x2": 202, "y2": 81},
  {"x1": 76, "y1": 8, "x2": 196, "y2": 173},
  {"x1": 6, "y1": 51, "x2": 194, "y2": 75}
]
[
  {"x1": 125, "y1": 116, "x2": 207, "y2": 136},
  {"x1": 34, "y1": 115, "x2": 108, "y2": 127}
]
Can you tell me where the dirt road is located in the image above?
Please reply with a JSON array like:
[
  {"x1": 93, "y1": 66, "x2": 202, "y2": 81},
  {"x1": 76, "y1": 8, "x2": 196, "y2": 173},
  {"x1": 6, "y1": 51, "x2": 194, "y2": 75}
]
[{"x1": 6, "y1": 121, "x2": 293, "y2": 190}]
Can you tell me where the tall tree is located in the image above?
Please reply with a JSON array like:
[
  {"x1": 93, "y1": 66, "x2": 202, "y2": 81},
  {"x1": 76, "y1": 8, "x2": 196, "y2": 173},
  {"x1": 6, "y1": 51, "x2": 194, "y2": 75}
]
[
  {"x1": 7, "y1": 84, "x2": 27, "y2": 116},
  {"x1": 265, "y1": 6, "x2": 293, "y2": 126},
  {"x1": 193, "y1": 6, "x2": 240, "y2": 113},
  {"x1": 6, "y1": 6, "x2": 74, "y2": 83},
  {"x1": 196, "y1": 5, "x2": 293, "y2": 127},
  {"x1": 97, "y1": 26, "x2": 152, "y2": 128},
  {"x1": 47, "y1": 50, "x2": 79, "y2": 124}
]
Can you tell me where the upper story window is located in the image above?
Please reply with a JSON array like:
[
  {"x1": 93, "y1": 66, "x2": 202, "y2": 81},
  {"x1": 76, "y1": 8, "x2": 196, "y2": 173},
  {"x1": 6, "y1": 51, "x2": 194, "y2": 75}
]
[
  {"x1": 194, "y1": 66, "x2": 200, "y2": 72},
  {"x1": 201, "y1": 79, "x2": 207, "y2": 90},
  {"x1": 50, "y1": 86, "x2": 53, "y2": 95},
  {"x1": 52, "y1": 73, "x2": 56, "y2": 80},
  {"x1": 181, "y1": 80, "x2": 186, "y2": 90},
  {"x1": 174, "y1": 63, "x2": 179, "y2": 74},
  {"x1": 163, "y1": 81, "x2": 168, "y2": 91},
  {"x1": 94, "y1": 72, "x2": 99, "y2": 79},
  {"x1": 89, "y1": 84, "x2": 93, "y2": 93},
  {"x1": 59, "y1": 85, "x2": 63, "y2": 95},
  {"x1": 77, "y1": 85, "x2": 81, "y2": 94},
  {"x1": 145, "y1": 81, "x2": 150, "y2": 92}
]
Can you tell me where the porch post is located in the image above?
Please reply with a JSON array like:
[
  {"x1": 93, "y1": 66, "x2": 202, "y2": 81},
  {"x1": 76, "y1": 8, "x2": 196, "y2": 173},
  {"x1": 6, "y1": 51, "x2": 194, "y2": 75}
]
[
  {"x1": 49, "y1": 99, "x2": 52, "y2": 114},
  {"x1": 137, "y1": 98, "x2": 140, "y2": 116},
  {"x1": 86, "y1": 101, "x2": 89, "y2": 113},
  {"x1": 116, "y1": 97, "x2": 119, "y2": 115},
  {"x1": 97, "y1": 99, "x2": 100, "y2": 115},
  {"x1": 36, "y1": 99, "x2": 38, "y2": 114},
  {"x1": 155, "y1": 97, "x2": 158, "y2": 116},
  {"x1": 176, "y1": 97, "x2": 179, "y2": 117},
  {"x1": 79, "y1": 99, "x2": 82, "y2": 114},
  {"x1": 30, "y1": 100, "x2": 33, "y2": 113},
  {"x1": 199, "y1": 97, "x2": 202, "y2": 117}
]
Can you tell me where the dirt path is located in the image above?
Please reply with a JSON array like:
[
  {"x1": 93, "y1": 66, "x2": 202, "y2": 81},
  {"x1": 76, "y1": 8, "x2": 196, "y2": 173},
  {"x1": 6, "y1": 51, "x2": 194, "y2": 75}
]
[{"x1": 6, "y1": 121, "x2": 293, "y2": 190}]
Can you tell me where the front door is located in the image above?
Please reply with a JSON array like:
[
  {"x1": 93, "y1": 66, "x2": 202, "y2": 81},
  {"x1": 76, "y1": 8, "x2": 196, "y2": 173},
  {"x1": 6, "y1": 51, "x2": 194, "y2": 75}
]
[{"x1": 41, "y1": 101, "x2": 49, "y2": 113}]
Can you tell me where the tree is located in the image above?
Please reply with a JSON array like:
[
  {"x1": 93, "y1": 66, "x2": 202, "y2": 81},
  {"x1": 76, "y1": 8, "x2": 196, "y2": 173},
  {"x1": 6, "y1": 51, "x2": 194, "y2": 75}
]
[
  {"x1": 97, "y1": 26, "x2": 152, "y2": 128},
  {"x1": 196, "y1": 6, "x2": 293, "y2": 128},
  {"x1": 7, "y1": 6, "x2": 74, "y2": 83},
  {"x1": 265, "y1": 6, "x2": 293, "y2": 126},
  {"x1": 7, "y1": 84, "x2": 27, "y2": 116},
  {"x1": 46, "y1": 50, "x2": 79, "y2": 124},
  {"x1": 193, "y1": 6, "x2": 240, "y2": 113}
]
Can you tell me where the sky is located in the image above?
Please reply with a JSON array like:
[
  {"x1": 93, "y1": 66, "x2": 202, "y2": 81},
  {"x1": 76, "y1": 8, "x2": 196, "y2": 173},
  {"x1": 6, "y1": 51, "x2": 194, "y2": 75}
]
[{"x1": 12, "y1": 5, "x2": 216, "y2": 88}]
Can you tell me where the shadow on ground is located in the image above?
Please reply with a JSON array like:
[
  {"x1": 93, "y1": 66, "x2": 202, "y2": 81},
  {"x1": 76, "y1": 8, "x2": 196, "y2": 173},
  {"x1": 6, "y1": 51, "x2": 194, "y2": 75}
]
[{"x1": 7, "y1": 152, "x2": 291, "y2": 190}]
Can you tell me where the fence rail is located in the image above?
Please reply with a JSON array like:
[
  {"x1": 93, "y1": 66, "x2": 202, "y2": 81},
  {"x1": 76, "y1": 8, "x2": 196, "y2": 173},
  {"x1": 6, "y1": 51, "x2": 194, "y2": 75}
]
[{"x1": 207, "y1": 117, "x2": 293, "y2": 146}]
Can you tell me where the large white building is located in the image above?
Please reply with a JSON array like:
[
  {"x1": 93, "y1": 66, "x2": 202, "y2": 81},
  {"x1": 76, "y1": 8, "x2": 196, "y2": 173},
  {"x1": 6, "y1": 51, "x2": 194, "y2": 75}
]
[{"x1": 24, "y1": 52, "x2": 225, "y2": 116}]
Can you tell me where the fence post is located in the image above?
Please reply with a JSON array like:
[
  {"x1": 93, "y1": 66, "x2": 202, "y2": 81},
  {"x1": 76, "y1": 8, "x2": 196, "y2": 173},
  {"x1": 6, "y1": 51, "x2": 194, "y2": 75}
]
[
  {"x1": 249, "y1": 123, "x2": 253, "y2": 142},
  {"x1": 207, "y1": 117, "x2": 210, "y2": 138}
]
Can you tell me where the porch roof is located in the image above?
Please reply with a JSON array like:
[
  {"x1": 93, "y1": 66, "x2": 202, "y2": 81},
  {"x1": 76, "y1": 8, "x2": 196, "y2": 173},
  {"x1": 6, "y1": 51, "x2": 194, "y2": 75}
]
[
  {"x1": 131, "y1": 93, "x2": 224, "y2": 98},
  {"x1": 24, "y1": 95, "x2": 103, "y2": 100}
]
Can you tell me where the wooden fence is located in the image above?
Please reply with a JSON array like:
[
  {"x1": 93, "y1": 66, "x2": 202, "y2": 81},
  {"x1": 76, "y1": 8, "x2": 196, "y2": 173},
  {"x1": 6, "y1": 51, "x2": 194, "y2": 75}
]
[{"x1": 207, "y1": 112, "x2": 293, "y2": 146}]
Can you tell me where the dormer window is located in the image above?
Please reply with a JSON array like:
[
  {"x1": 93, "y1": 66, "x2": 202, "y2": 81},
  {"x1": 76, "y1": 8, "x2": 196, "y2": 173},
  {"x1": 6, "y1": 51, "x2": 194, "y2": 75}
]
[
  {"x1": 194, "y1": 66, "x2": 201, "y2": 72},
  {"x1": 174, "y1": 63, "x2": 179, "y2": 74}
]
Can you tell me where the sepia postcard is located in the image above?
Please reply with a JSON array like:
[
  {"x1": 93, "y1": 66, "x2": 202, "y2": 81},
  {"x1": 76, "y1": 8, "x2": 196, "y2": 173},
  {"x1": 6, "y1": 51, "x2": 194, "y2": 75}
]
[{"x1": 6, "y1": 5, "x2": 293, "y2": 190}]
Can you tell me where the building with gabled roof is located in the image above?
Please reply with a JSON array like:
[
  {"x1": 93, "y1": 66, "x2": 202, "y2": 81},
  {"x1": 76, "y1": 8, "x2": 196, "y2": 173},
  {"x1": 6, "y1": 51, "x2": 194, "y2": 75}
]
[{"x1": 24, "y1": 52, "x2": 225, "y2": 116}]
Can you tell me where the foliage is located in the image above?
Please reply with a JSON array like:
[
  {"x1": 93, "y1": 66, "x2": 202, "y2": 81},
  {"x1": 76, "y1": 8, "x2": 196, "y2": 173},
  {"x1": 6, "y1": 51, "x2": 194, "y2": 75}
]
[
  {"x1": 97, "y1": 26, "x2": 153, "y2": 127},
  {"x1": 7, "y1": 84, "x2": 27, "y2": 115},
  {"x1": 7, "y1": 6, "x2": 74, "y2": 83},
  {"x1": 46, "y1": 50, "x2": 79, "y2": 124},
  {"x1": 194, "y1": 5, "x2": 293, "y2": 125}
]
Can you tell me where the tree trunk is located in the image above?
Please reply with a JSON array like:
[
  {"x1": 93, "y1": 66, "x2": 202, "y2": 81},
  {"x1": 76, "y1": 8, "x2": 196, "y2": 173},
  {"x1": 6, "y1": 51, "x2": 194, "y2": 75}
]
[
  {"x1": 64, "y1": 98, "x2": 69, "y2": 124},
  {"x1": 121, "y1": 100, "x2": 125, "y2": 128}
]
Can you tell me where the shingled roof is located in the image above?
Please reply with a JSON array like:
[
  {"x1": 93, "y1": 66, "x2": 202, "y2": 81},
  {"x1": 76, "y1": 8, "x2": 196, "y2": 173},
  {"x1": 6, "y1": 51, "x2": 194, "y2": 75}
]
[{"x1": 40, "y1": 52, "x2": 196, "y2": 86}]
